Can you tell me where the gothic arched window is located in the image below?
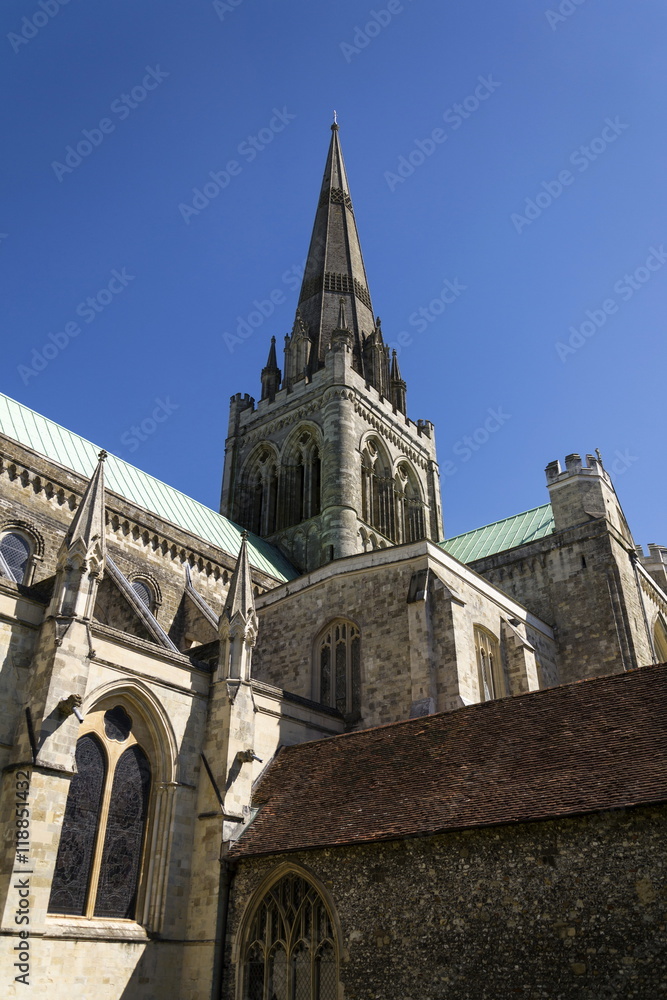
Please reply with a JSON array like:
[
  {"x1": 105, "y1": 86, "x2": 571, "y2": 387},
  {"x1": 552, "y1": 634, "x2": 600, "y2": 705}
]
[
  {"x1": 474, "y1": 626, "x2": 503, "y2": 702},
  {"x1": 240, "y1": 871, "x2": 338, "y2": 1000},
  {"x1": 48, "y1": 704, "x2": 151, "y2": 921},
  {"x1": 242, "y1": 449, "x2": 279, "y2": 536},
  {"x1": 394, "y1": 462, "x2": 426, "y2": 543},
  {"x1": 0, "y1": 530, "x2": 33, "y2": 584},
  {"x1": 279, "y1": 429, "x2": 321, "y2": 530},
  {"x1": 317, "y1": 619, "x2": 361, "y2": 719},
  {"x1": 361, "y1": 439, "x2": 395, "y2": 542}
]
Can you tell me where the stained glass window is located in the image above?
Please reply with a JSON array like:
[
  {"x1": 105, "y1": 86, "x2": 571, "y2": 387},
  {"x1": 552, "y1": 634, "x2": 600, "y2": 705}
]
[
  {"x1": 48, "y1": 734, "x2": 106, "y2": 916},
  {"x1": 48, "y1": 708, "x2": 152, "y2": 923},
  {"x1": 242, "y1": 873, "x2": 338, "y2": 1000},
  {"x1": 104, "y1": 705, "x2": 132, "y2": 742},
  {"x1": 94, "y1": 746, "x2": 151, "y2": 918},
  {"x1": 0, "y1": 532, "x2": 31, "y2": 583},
  {"x1": 318, "y1": 620, "x2": 360, "y2": 719}
]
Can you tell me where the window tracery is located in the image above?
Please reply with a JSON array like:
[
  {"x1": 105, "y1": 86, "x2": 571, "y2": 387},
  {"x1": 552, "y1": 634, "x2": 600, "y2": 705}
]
[
  {"x1": 240, "y1": 872, "x2": 338, "y2": 1000},
  {"x1": 317, "y1": 619, "x2": 360, "y2": 718},
  {"x1": 395, "y1": 462, "x2": 425, "y2": 543},
  {"x1": 361, "y1": 441, "x2": 426, "y2": 544},
  {"x1": 242, "y1": 448, "x2": 279, "y2": 536},
  {"x1": 48, "y1": 702, "x2": 152, "y2": 921},
  {"x1": 0, "y1": 530, "x2": 33, "y2": 583},
  {"x1": 279, "y1": 429, "x2": 321, "y2": 530}
]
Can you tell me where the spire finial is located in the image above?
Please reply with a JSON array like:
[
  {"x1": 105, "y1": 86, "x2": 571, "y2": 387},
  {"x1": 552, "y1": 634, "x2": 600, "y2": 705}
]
[
  {"x1": 337, "y1": 296, "x2": 348, "y2": 331},
  {"x1": 332, "y1": 109, "x2": 339, "y2": 131},
  {"x1": 98, "y1": 449, "x2": 107, "y2": 462},
  {"x1": 260, "y1": 338, "x2": 281, "y2": 401},
  {"x1": 223, "y1": 530, "x2": 255, "y2": 623}
]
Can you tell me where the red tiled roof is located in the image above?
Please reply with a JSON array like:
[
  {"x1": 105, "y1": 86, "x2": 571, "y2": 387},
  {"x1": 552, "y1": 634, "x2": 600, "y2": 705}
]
[{"x1": 230, "y1": 664, "x2": 667, "y2": 858}]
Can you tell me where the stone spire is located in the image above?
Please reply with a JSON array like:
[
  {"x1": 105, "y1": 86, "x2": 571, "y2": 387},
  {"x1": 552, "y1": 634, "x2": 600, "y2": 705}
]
[
  {"x1": 363, "y1": 317, "x2": 391, "y2": 398},
  {"x1": 49, "y1": 450, "x2": 107, "y2": 620},
  {"x1": 291, "y1": 118, "x2": 376, "y2": 375},
  {"x1": 331, "y1": 296, "x2": 354, "y2": 351},
  {"x1": 260, "y1": 336, "x2": 281, "y2": 402},
  {"x1": 219, "y1": 531, "x2": 258, "y2": 682},
  {"x1": 390, "y1": 349, "x2": 407, "y2": 414}
]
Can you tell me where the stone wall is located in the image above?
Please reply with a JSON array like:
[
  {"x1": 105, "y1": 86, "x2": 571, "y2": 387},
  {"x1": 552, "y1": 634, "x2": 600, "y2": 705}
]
[
  {"x1": 469, "y1": 518, "x2": 661, "y2": 684},
  {"x1": 221, "y1": 346, "x2": 443, "y2": 572},
  {"x1": 253, "y1": 544, "x2": 554, "y2": 728},
  {"x1": 224, "y1": 803, "x2": 667, "y2": 1000}
]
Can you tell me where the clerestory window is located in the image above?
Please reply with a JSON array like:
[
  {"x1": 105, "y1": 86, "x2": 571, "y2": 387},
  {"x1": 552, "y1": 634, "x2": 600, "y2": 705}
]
[
  {"x1": 0, "y1": 531, "x2": 33, "y2": 584},
  {"x1": 131, "y1": 578, "x2": 155, "y2": 612},
  {"x1": 240, "y1": 871, "x2": 338, "y2": 1000}
]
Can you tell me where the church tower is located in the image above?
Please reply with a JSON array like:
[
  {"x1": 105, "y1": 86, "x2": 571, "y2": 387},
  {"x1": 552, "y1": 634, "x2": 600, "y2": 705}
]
[{"x1": 220, "y1": 120, "x2": 443, "y2": 572}]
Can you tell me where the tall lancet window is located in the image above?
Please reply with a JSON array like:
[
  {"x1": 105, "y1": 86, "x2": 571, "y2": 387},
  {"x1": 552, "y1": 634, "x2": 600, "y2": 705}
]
[
  {"x1": 48, "y1": 704, "x2": 152, "y2": 921},
  {"x1": 240, "y1": 870, "x2": 338, "y2": 1000},
  {"x1": 242, "y1": 449, "x2": 278, "y2": 536},
  {"x1": 361, "y1": 439, "x2": 395, "y2": 542},
  {"x1": 474, "y1": 627, "x2": 503, "y2": 702},
  {"x1": 317, "y1": 619, "x2": 361, "y2": 719},
  {"x1": 279, "y1": 429, "x2": 321, "y2": 530},
  {"x1": 395, "y1": 462, "x2": 426, "y2": 543}
]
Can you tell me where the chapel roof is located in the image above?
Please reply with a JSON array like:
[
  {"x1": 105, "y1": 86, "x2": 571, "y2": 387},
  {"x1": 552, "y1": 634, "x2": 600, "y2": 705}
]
[
  {"x1": 441, "y1": 503, "x2": 555, "y2": 563},
  {"x1": 230, "y1": 662, "x2": 667, "y2": 858},
  {"x1": 0, "y1": 392, "x2": 297, "y2": 583}
]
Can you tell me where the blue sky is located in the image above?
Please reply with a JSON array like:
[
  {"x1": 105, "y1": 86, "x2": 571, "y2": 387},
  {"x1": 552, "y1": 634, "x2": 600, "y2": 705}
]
[{"x1": 2, "y1": 0, "x2": 665, "y2": 546}]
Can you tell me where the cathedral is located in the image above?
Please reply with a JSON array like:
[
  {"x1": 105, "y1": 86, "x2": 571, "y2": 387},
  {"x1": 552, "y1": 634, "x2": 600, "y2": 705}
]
[{"x1": 0, "y1": 122, "x2": 665, "y2": 999}]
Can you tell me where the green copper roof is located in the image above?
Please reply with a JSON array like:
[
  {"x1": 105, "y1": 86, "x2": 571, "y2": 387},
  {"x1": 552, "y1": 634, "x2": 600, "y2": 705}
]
[
  {"x1": 442, "y1": 503, "x2": 555, "y2": 564},
  {"x1": 0, "y1": 393, "x2": 297, "y2": 583}
]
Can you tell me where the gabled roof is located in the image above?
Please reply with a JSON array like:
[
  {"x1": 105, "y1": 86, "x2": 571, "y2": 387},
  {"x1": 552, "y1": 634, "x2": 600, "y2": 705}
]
[
  {"x1": 230, "y1": 663, "x2": 667, "y2": 858},
  {"x1": 0, "y1": 392, "x2": 297, "y2": 583},
  {"x1": 442, "y1": 503, "x2": 555, "y2": 563}
]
